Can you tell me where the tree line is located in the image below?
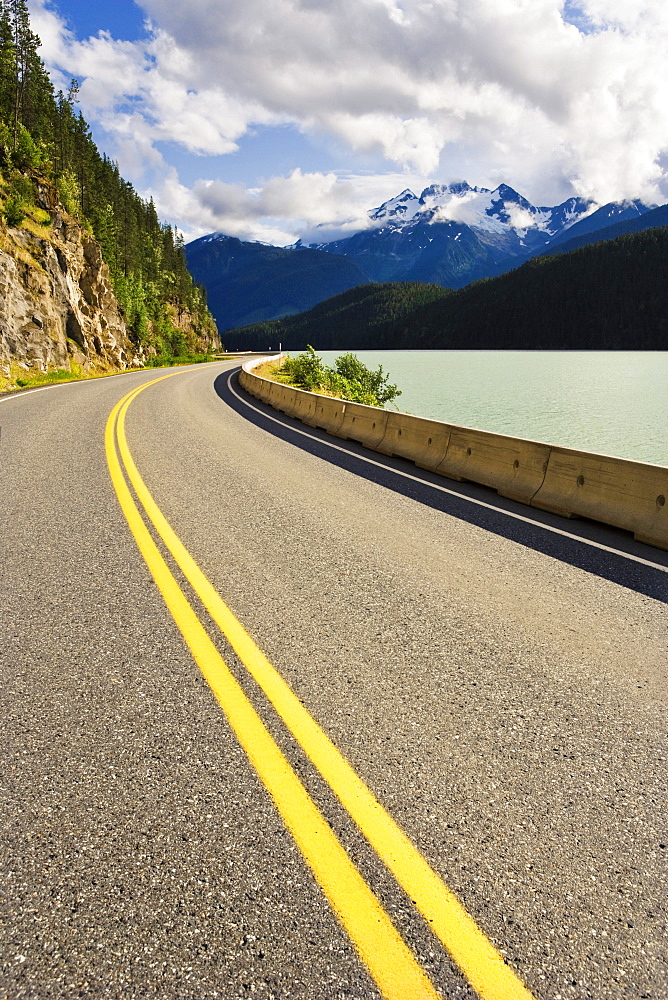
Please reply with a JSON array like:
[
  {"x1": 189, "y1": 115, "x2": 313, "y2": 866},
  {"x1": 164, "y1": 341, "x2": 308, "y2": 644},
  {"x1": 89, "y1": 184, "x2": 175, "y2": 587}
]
[
  {"x1": 0, "y1": 0, "x2": 217, "y2": 356},
  {"x1": 225, "y1": 282, "x2": 450, "y2": 351}
]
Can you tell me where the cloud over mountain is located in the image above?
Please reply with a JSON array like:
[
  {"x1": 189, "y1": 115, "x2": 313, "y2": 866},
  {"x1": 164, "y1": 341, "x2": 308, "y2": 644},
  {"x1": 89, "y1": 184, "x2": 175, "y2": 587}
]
[{"x1": 28, "y1": 0, "x2": 668, "y2": 241}]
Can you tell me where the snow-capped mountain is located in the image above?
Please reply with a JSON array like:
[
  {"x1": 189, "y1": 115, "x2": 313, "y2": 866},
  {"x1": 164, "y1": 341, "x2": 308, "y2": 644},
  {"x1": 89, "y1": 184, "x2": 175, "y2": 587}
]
[
  {"x1": 368, "y1": 188, "x2": 423, "y2": 224},
  {"x1": 366, "y1": 181, "x2": 593, "y2": 240},
  {"x1": 315, "y1": 182, "x2": 652, "y2": 287},
  {"x1": 543, "y1": 198, "x2": 650, "y2": 249}
]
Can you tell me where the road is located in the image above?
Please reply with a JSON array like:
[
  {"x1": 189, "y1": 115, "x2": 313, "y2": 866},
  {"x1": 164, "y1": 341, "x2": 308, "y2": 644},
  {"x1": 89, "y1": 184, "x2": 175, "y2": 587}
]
[{"x1": 1, "y1": 360, "x2": 666, "y2": 1000}]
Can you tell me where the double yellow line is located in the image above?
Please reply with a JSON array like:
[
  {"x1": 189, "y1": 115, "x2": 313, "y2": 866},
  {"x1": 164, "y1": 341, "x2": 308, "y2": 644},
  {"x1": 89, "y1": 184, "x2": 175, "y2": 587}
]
[{"x1": 105, "y1": 374, "x2": 536, "y2": 1000}]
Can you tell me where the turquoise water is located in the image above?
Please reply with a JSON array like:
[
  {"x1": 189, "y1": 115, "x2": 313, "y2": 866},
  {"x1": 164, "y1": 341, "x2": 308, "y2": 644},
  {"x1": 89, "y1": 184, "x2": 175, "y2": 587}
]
[{"x1": 318, "y1": 351, "x2": 668, "y2": 465}]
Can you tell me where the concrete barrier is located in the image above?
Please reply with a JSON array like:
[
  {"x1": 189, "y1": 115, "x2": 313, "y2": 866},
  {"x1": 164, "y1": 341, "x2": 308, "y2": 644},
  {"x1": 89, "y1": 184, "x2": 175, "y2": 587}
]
[
  {"x1": 239, "y1": 365, "x2": 261, "y2": 399},
  {"x1": 279, "y1": 385, "x2": 303, "y2": 419},
  {"x1": 338, "y1": 400, "x2": 391, "y2": 451},
  {"x1": 436, "y1": 427, "x2": 551, "y2": 505},
  {"x1": 240, "y1": 357, "x2": 668, "y2": 550},
  {"x1": 531, "y1": 447, "x2": 668, "y2": 547},
  {"x1": 259, "y1": 378, "x2": 277, "y2": 404},
  {"x1": 379, "y1": 411, "x2": 452, "y2": 472},
  {"x1": 290, "y1": 385, "x2": 318, "y2": 425},
  {"x1": 313, "y1": 394, "x2": 346, "y2": 436}
]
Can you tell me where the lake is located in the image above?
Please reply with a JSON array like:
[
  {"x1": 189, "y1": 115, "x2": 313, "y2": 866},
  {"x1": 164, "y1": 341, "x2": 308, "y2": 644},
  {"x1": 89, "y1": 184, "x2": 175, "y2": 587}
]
[{"x1": 318, "y1": 351, "x2": 668, "y2": 466}]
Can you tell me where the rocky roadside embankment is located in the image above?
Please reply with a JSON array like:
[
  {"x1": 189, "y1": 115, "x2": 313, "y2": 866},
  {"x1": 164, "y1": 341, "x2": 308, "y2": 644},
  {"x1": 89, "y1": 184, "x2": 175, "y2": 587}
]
[{"x1": 0, "y1": 179, "x2": 218, "y2": 390}]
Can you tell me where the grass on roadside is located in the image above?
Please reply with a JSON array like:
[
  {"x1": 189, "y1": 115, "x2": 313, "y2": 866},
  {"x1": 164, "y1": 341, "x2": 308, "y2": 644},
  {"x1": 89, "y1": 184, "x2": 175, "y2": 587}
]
[
  {"x1": 15, "y1": 367, "x2": 82, "y2": 388},
  {"x1": 252, "y1": 358, "x2": 298, "y2": 383},
  {"x1": 0, "y1": 362, "x2": 86, "y2": 393},
  {"x1": 0, "y1": 353, "x2": 217, "y2": 394},
  {"x1": 144, "y1": 352, "x2": 215, "y2": 368}
]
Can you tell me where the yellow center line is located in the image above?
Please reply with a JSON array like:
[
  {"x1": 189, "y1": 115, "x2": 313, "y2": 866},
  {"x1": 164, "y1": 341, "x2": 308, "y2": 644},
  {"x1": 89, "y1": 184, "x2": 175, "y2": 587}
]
[
  {"x1": 111, "y1": 376, "x2": 537, "y2": 1000},
  {"x1": 105, "y1": 379, "x2": 441, "y2": 1000}
]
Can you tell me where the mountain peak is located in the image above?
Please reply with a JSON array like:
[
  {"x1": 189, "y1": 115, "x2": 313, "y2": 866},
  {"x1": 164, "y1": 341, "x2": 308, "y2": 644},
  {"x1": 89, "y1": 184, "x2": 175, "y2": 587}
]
[
  {"x1": 419, "y1": 181, "x2": 484, "y2": 202},
  {"x1": 369, "y1": 189, "x2": 421, "y2": 224},
  {"x1": 491, "y1": 183, "x2": 525, "y2": 203},
  {"x1": 186, "y1": 183, "x2": 664, "y2": 334}
]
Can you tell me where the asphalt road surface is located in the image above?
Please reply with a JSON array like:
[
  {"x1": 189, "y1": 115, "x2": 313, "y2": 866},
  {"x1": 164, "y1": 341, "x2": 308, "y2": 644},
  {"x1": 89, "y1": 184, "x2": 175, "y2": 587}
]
[{"x1": 1, "y1": 360, "x2": 666, "y2": 1000}]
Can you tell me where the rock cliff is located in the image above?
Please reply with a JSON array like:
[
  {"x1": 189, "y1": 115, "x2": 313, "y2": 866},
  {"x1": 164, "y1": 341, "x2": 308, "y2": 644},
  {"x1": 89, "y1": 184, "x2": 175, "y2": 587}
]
[
  {"x1": 0, "y1": 182, "x2": 219, "y2": 384},
  {"x1": 0, "y1": 209, "x2": 142, "y2": 378}
]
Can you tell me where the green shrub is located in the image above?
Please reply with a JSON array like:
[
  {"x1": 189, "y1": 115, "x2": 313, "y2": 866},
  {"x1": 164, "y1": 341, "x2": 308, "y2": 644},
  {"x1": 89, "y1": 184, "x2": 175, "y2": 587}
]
[
  {"x1": 333, "y1": 352, "x2": 400, "y2": 405},
  {"x1": 14, "y1": 125, "x2": 45, "y2": 171},
  {"x1": 281, "y1": 346, "x2": 401, "y2": 407},
  {"x1": 0, "y1": 122, "x2": 12, "y2": 169},
  {"x1": 281, "y1": 345, "x2": 326, "y2": 391},
  {"x1": 10, "y1": 172, "x2": 34, "y2": 202},
  {"x1": 3, "y1": 194, "x2": 25, "y2": 227}
]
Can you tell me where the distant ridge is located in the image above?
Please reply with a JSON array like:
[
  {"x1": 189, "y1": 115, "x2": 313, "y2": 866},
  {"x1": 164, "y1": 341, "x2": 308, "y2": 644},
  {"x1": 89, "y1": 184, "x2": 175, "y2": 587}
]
[
  {"x1": 185, "y1": 234, "x2": 370, "y2": 331},
  {"x1": 540, "y1": 203, "x2": 668, "y2": 257},
  {"x1": 224, "y1": 282, "x2": 449, "y2": 351},
  {"x1": 541, "y1": 200, "x2": 649, "y2": 250},
  {"x1": 226, "y1": 226, "x2": 668, "y2": 352}
]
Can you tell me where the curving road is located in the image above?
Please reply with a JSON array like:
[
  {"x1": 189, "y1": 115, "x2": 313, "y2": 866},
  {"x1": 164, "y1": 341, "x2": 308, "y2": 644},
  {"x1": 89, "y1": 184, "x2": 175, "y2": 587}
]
[{"x1": 1, "y1": 360, "x2": 666, "y2": 1000}]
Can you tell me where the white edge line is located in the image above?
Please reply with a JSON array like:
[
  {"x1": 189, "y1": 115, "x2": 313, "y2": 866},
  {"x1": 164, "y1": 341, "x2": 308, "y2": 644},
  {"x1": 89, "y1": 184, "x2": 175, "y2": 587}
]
[{"x1": 227, "y1": 372, "x2": 668, "y2": 576}]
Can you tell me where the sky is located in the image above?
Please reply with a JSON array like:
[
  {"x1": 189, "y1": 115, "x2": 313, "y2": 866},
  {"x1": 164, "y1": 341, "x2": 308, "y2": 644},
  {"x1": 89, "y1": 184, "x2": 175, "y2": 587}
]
[{"x1": 27, "y1": 0, "x2": 668, "y2": 245}]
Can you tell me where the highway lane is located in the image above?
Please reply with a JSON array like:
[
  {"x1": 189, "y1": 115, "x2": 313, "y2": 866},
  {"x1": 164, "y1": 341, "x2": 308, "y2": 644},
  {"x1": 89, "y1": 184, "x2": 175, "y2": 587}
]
[{"x1": 1, "y1": 361, "x2": 666, "y2": 999}]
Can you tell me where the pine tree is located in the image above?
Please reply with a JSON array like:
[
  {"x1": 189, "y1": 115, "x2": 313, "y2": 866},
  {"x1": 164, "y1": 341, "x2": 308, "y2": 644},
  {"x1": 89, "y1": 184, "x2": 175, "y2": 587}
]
[{"x1": 0, "y1": 2, "x2": 15, "y2": 118}]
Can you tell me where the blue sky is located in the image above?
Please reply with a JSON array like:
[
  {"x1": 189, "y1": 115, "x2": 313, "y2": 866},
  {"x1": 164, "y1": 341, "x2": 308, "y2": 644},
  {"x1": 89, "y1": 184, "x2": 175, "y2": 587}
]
[
  {"x1": 47, "y1": 0, "x2": 145, "y2": 40},
  {"x1": 29, "y1": 0, "x2": 668, "y2": 245}
]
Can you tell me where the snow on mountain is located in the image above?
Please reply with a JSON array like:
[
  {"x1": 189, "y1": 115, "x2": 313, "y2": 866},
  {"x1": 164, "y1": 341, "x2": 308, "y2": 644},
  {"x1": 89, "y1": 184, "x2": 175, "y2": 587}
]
[
  {"x1": 544, "y1": 198, "x2": 652, "y2": 250},
  {"x1": 369, "y1": 189, "x2": 422, "y2": 224},
  {"x1": 368, "y1": 181, "x2": 595, "y2": 240},
  {"x1": 311, "y1": 180, "x2": 657, "y2": 289},
  {"x1": 539, "y1": 196, "x2": 593, "y2": 236},
  {"x1": 187, "y1": 181, "x2": 663, "y2": 332}
]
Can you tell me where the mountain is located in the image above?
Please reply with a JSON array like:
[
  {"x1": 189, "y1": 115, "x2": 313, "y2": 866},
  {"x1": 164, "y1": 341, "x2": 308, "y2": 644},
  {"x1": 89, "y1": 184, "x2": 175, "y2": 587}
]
[
  {"x1": 316, "y1": 182, "x2": 613, "y2": 287},
  {"x1": 186, "y1": 180, "x2": 662, "y2": 331},
  {"x1": 403, "y1": 226, "x2": 668, "y2": 350},
  {"x1": 229, "y1": 226, "x2": 668, "y2": 352},
  {"x1": 367, "y1": 181, "x2": 589, "y2": 243},
  {"x1": 1, "y1": 0, "x2": 219, "y2": 385},
  {"x1": 1, "y1": 187, "x2": 143, "y2": 379},
  {"x1": 540, "y1": 203, "x2": 668, "y2": 258},
  {"x1": 185, "y1": 234, "x2": 371, "y2": 331},
  {"x1": 543, "y1": 199, "x2": 650, "y2": 250}
]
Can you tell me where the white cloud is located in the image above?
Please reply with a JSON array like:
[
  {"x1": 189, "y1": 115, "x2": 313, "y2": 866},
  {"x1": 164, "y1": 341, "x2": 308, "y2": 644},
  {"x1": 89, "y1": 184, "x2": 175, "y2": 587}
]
[
  {"x1": 28, "y1": 0, "x2": 668, "y2": 240},
  {"x1": 505, "y1": 205, "x2": 540, "y2": 230},
  {"x1": 149, "y1": 167, "x2": 420, "y2": 245}
]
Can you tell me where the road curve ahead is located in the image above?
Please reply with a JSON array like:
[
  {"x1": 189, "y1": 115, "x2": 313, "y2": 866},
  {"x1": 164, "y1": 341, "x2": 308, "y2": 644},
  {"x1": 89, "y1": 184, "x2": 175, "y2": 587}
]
[{"x1": 1, "y1": 361, "x2": 666, "y2": 1000}]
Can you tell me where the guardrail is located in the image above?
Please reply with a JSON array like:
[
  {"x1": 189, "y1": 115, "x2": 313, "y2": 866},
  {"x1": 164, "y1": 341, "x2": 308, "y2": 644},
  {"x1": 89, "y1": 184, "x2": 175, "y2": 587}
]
[{"x1": 239, "y1": 357, "x2": 668, "y2": 551}]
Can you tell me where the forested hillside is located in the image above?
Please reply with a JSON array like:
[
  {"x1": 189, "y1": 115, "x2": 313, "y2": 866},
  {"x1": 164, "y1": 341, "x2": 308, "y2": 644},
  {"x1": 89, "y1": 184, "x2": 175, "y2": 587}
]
[
  {"x1": 229, "y1": 227, "x2": 668, "y2": 351},
  {"x1": 407, "y1": 227, "x2": 668, "y2": 349},
  {"x1": 0, "y1": 0, "x2": 217, "y2": 359},
  {"x1": 223, "y1": 282, "x2": 450, "y2": 351}
]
